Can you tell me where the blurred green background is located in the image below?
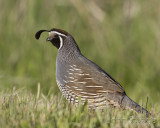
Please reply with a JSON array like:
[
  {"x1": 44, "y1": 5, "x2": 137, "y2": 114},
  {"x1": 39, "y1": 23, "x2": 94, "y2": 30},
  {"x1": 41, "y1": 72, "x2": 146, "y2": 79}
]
[{"x1": 0, "y1": 0, "x2": 160, "y2": 105}]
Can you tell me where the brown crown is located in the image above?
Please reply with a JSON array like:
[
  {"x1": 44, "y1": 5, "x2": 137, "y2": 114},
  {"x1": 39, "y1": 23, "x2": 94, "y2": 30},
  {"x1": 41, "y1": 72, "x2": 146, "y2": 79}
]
[{"x1": 49, "y1": 28, "x2": 69, "y2": 36}]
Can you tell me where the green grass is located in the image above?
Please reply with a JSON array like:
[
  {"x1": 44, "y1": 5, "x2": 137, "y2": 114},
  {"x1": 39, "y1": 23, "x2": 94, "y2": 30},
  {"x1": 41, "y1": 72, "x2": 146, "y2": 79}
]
[
  {"x1": 0, "y1": 0, "x2": 160, "y2": 127},
  {"x1": 0, "y1": 86, "x2": 159, "y2": 128}
]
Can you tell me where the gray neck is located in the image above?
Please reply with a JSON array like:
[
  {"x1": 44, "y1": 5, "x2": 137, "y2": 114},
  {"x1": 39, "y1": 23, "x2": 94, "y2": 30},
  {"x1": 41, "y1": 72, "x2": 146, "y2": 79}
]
[{"x1": 57, "y1": 35, "x2": 81, "y2": 63}]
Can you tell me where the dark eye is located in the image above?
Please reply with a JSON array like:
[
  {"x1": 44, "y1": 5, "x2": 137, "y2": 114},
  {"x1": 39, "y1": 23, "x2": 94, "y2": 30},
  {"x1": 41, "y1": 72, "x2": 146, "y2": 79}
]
[{"x1": 54, "y1": 34, "x2": 59, "y2": 38}]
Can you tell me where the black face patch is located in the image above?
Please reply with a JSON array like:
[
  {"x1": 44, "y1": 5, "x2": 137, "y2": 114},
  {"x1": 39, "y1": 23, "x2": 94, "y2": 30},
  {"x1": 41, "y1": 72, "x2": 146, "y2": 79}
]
[{"x1": 50, "y1": 35, "x2": 60, "y2": 49}]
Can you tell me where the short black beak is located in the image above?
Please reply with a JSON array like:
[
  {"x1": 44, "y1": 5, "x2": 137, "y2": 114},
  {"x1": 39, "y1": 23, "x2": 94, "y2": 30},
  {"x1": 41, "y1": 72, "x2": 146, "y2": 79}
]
[{"x1": 46, "y1": 37, "x2": 51, "y2": 41}]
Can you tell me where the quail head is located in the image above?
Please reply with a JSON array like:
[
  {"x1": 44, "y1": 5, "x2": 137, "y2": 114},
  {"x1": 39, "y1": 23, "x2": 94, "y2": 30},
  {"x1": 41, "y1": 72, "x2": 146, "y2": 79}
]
[{"x1": 35, "y1": 28, "x2": 149, "y2": 115}]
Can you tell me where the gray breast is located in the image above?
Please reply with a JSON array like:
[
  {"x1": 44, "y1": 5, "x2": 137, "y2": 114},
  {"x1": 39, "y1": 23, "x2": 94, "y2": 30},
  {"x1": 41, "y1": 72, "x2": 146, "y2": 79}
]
[{"x1": 56, "y1": 58, "x2": 78, "y2": 103}]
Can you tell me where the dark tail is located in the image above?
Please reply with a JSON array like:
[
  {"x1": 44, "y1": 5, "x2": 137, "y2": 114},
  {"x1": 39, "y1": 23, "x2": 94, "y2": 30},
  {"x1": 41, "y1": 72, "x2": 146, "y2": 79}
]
[{"x1": 121, "y1": 95, "x2": 150, "y2": 116}]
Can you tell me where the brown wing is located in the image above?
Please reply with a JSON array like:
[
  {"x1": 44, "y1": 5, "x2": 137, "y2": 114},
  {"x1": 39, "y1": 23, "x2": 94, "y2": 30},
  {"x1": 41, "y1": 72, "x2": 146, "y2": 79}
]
[{"x1": 63, "y1": 63, "x2": 125, "y2": 108}]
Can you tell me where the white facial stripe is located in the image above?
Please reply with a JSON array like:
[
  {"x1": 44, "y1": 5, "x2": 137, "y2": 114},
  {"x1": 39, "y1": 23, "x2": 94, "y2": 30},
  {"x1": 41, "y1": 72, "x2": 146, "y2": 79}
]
[
  {"x1": 49, "y1": 31, "x2": 67, "y2": 37},
  {"x1": 59, "y1": 36, "x2": 63, "y2": 49}
]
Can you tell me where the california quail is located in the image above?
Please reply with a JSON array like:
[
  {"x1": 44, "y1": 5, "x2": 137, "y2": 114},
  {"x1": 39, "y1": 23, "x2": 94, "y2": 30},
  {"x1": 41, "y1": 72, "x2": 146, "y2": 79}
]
[{"x1": 35, "y1": 28, "x2": 149, "y2": 115}]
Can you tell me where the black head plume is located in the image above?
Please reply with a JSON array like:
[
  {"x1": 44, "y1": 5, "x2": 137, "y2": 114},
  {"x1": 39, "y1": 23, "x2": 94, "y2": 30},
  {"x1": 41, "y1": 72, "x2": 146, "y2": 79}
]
[{"x1": 35, "y1": 30, "x2": 49, "y2": 40}]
